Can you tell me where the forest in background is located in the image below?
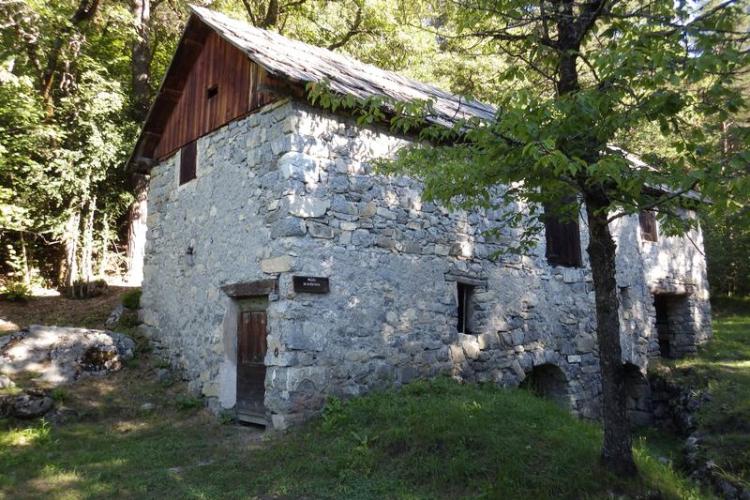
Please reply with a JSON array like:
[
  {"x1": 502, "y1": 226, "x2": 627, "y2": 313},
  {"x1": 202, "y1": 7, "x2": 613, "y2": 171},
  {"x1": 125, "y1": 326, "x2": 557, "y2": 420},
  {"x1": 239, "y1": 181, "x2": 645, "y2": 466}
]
[{"x1": 0, "y1": 0, "x2": 748, "y2": 297}]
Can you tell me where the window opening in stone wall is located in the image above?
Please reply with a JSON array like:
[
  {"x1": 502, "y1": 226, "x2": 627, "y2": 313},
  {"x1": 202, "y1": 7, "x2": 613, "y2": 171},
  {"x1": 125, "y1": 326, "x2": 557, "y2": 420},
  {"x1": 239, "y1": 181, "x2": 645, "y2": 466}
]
[
  {"x1": 544, "y1": 203, "x2": 582, "y2": 268},
  {"x1": 654, "y1": 295, "x2": 672, "y2": 357},
  {"x1": 639, "y1": 210, "x2": 658, "y2": 242},
  {"x1": 653, "y1": 293, "x2": 696, "y2": 359},
  {"x1": 519, "y1": 363, "x2": 570, "y2": 409},
  {"x1": 179, "y1": 140, "x2": 197, "y2": 185},
  {"x1": 457, "y1": 282, "x2": 475, "y2": 334}
]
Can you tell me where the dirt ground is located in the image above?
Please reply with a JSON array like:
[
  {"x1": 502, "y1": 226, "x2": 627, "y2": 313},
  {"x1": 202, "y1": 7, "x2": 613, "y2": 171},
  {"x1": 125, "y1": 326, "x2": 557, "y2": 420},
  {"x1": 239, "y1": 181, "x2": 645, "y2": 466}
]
[{"x1": 0, "y1": 286, "x2": 132, "y2": 333}]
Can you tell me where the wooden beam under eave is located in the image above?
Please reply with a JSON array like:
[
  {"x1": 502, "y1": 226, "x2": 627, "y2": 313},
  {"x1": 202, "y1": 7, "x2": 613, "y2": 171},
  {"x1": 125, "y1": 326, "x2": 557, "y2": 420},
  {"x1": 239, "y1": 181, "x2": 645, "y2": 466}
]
[
  {"x1": 161, "y1": 88, "x2": 182, "y2": 101},
  {"x1": 183, "y1": 38, "x2": 204, "y2": 48},
  {"x1": 130, "y1": 156, "x2": 154, "y2": 174},
  {"x1": 162, "y1": 38, "x2": 206, "y2": 91}
]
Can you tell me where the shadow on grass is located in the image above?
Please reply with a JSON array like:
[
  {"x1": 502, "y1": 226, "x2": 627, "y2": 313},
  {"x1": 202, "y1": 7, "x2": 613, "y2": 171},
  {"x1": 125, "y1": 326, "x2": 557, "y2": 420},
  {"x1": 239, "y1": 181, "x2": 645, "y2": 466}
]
[
  {"x1": 668, "y1": 297, "x2": 750, "y2": 488},
  {"x1": 0, "y1": 286, "x2": 133, "y2": 332},
  {"x1": 1, "y1": 378, "x2": 707, "y2": 499}
]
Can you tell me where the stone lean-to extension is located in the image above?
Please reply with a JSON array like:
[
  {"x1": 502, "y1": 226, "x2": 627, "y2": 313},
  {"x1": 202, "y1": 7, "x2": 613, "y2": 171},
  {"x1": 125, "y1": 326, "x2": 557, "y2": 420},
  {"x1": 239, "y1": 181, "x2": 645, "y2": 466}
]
[{"x1": 135, "y1": 7, "x2": 711, "y2": 428}]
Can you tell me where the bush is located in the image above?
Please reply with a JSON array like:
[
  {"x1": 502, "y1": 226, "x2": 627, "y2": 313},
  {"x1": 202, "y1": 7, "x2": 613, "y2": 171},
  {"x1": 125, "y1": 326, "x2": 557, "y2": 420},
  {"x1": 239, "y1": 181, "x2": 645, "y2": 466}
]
[
  {"x1": 116, "y1": 310, "x2": 140, "y2": 328},
  {"x1": 219, "y1": 410, "x2": 235, "y2": 425},
  {"x1": 122, "y1": 289, "x2": 142, "y2": 310},
  {"x1": 175, "y1": 395, "x2": 203, "y2": 411},
  {"x1": 50, "y1": 387, "x2": 68, "y2": 403},
  {"x1": 2, "y1": 281, "x2": 31, "y2": 302}
]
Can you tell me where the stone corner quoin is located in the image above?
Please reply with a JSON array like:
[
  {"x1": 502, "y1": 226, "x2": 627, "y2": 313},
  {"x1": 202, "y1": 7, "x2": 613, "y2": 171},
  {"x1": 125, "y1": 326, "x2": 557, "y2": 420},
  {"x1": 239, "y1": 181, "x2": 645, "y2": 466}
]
[{"x1": 139, "y1": 99, "x2": 712, "y2": 429}]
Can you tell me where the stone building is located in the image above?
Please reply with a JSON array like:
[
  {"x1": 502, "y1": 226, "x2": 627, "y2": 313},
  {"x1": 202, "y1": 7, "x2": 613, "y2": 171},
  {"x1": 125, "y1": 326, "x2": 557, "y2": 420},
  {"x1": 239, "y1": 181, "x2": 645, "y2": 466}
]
[{"x1": 130, "y1": 6, "x2": 712, "y2": 428}]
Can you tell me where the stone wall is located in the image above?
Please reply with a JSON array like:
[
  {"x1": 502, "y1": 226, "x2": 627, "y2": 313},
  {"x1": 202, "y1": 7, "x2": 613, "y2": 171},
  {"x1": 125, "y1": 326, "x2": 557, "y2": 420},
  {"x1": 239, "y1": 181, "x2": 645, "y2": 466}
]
[
  {"x1": 140, "y1": 100, "x2": 295, "y2": 402},
  {"x1": 140, "y1": 99, "x2": 712, "y2": 428}
]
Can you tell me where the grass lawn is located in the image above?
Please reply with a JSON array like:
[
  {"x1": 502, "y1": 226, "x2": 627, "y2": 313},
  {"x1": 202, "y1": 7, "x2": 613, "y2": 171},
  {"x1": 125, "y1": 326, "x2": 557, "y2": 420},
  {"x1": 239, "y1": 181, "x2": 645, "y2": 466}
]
[
  {"x1": 668, "y1": 296, "x2": 750, "y2": 490},
  {"x1": 3, "y1": 292, "x2": 742, "y2": 499},
  {"x1": 1, "y1": 372, "x2": 708, "y2": 499}
]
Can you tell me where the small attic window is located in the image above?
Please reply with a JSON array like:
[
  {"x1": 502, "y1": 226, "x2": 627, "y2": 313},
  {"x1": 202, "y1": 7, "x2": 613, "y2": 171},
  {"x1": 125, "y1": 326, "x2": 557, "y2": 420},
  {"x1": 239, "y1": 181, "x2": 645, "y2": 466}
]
[{"x1": 206, "y1": 85, "x2": 218, "y2": 99}]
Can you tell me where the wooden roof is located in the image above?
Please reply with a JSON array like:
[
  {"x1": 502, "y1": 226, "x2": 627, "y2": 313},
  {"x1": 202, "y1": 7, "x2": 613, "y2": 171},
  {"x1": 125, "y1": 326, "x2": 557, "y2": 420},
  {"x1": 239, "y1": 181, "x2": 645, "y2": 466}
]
[
  {"x1": 190, "y1": 6, "x2": 495, "y2": 125},
  {"x1": 129, "y1": 6, "x2": 496, "y2": 170}
]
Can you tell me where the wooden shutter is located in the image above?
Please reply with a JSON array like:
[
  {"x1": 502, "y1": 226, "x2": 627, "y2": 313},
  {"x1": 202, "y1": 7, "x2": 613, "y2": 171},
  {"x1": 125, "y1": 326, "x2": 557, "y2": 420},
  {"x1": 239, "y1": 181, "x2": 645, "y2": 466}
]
[
  {"x1": 639, "y1": 210, "x2": 658, "y2": 242},
  {"x1": 179, "y1": 140, "x2": 197, "y2": 185},
  {"x1": 544, "y1": 204, "x2": 582, "y2": 268}
]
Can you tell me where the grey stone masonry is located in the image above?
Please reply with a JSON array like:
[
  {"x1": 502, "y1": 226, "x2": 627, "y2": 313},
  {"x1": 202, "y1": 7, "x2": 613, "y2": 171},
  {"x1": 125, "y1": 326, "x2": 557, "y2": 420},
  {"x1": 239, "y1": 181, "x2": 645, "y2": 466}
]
[{"x1": 140, "y1": 98, "x2": 712, "y2": 429}]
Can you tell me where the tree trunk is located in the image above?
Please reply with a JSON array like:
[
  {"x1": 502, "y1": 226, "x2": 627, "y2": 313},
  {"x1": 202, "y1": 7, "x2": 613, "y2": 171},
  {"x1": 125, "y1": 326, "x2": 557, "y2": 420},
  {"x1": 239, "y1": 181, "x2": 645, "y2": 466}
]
[
  {"x1": 261, "y1": 0, "x2": 279, "y2": 28},
  {"x1": 553, "y1": 4, "x2": 635, "y2": 473},
  {"x1": 125, "y1": 0, "x2": 151, "y2": 285},
  {"x1": 19, "y1": 231, "x2": 31, "y2": 287},
  {"x1": 126, "y1": 174, "x2": 148, "y2": 284},
  {"x1": 62, "y1": 208, "x2": 81, "y2": 288},
  {"x1": 584, "y1": 191, "x2": 637, "y2": 477},
  {"x1": 131, "y1": 0, "x2": 151, "y2": 119},
  {"x1": 98, "y1": 213, "x2": 110, "y2": 278},
  {"x1": 81, "y1": 196, "x2": 96, "y2": 281}
]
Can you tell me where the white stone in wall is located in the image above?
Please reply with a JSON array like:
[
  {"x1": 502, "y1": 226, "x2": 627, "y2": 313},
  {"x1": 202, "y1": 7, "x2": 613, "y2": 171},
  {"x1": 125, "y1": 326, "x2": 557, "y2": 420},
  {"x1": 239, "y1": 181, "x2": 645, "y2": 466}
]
[
  {"x1": 261, "y1": 256, "x2": 294, "y2": 273},
  {"x1": 287, "y1": 196, "x2": 330, "y2": 218}
]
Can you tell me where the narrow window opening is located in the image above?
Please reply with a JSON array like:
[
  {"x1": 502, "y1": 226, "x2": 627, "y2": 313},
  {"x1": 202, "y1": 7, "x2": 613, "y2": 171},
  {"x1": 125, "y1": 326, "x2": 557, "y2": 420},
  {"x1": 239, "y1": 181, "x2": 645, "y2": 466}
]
[
  {"x1": 206, "y1": 84, "x2": 218, "y2": 99},
  {"x1": 457, "y1": 282, "x2": 475, "y2": 334},
  {"x1": 639, "y1": 210, "x2": 658, "y2": 242},
  {"x1": 544, "y1": 202, "x2": 582, "y2": 268},
  {"x1": 653, "y1": 293, "x2": 695, "y2": 359},
  {"x1": 179, "y1": 140, "x2": 197, "y2": 185},
  {"x1": 654, "y1": 295, "x2": 672, "y2": 357}
]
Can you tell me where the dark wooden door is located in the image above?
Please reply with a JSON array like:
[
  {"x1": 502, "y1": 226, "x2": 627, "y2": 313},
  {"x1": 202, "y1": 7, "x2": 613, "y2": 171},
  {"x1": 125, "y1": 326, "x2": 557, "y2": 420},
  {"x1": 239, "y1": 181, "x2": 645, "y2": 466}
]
[{"x1": 236, "y1": 301, "x2": 267, "y2": 420}]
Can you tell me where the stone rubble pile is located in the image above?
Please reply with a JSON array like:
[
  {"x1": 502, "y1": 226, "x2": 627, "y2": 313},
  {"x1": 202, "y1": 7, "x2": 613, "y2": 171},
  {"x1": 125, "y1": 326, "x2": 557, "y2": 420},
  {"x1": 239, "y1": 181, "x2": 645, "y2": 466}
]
[{"x1": 0, "y1": 325, "x2": 135, "y2": 419}]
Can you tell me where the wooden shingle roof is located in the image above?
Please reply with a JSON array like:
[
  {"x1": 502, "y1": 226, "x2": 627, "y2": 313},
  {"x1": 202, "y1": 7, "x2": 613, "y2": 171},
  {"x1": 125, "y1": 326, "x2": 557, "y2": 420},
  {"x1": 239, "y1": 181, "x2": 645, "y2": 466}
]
[
  {"x1": 190, "y1": 6, "x2": 496, "y2": 127},
  {"x1": 129, "y1": 6, "x2": 496, "y2": 169}
]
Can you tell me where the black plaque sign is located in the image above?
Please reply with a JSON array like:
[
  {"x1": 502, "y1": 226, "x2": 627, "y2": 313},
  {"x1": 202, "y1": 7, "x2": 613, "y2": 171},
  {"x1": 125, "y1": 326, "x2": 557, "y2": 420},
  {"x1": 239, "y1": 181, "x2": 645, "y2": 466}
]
[{"x1": 293, "y1": 276, "x2": 330, "y2": 294}]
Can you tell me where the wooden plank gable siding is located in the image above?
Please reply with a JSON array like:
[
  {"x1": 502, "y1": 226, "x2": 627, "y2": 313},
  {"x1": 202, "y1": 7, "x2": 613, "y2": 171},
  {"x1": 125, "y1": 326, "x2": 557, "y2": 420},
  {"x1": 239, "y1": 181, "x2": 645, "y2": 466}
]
[{"x1": 154, "y1": 31, "x2": 276, "y2": 160}]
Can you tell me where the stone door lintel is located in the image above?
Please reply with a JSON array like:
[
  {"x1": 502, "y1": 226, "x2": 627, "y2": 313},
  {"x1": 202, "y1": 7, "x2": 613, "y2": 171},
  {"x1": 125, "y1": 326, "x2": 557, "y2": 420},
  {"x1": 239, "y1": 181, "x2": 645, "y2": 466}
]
[{"x1": 222, "y1": 279, "x2": 278, "y2": 298}]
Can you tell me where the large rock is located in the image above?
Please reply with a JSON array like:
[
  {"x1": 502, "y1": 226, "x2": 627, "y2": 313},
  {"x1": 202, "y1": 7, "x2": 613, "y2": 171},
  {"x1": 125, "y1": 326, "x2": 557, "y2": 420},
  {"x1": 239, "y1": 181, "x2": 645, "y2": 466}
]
[
  {"x1": 0, "y1": 374, "x2": 15, "y2": 389},
  {"x1": 10, "y1": 392, "x2": 54, "y2": 419},
  {"x1": 0, "y1": 325, "x2": 136, "y2": 386},
  {"x1": 105, "y1": 304, "x2": 125, "y2": 328}
]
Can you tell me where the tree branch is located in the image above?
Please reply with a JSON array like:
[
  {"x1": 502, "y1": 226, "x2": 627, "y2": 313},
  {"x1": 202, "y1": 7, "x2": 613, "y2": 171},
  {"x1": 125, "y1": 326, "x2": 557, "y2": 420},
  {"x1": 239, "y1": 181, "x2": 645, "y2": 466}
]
[
  {"x1": 606, "y1": 180, "x2": 701, "y2": 223},
  {"x1": 328, "y1": 0, "x2": 364, "y2": 50},
  {"x1": 41, "y1": 0, "x2": 101, "y2": 107}
]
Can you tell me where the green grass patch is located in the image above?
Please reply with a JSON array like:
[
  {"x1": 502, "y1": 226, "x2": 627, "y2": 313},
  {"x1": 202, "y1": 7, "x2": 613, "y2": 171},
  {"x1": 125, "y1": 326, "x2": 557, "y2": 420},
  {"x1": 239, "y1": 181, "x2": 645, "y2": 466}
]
[
  {"x1": 668, "y1": 296, "x2": 750, "y2": 488},
  {"x1": 50, "y1": 387, "x2": 68, "y2": 403},
  {"x1": 0, "y1": 378, "x2": 707, "y2": 499},
  {"x1": 175, "y1": 395, "x2": 203, "y2": 411},
  {"x1": 121, "y1": 289, "x2": 141, "y2": 310}
]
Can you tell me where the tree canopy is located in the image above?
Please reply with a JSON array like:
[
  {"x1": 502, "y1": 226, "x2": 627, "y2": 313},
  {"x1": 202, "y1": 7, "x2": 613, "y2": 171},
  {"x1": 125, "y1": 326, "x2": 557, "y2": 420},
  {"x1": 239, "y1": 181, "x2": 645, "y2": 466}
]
[{"x1": 0, "y1": 0, "x2": 451, "y2": 288}]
